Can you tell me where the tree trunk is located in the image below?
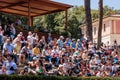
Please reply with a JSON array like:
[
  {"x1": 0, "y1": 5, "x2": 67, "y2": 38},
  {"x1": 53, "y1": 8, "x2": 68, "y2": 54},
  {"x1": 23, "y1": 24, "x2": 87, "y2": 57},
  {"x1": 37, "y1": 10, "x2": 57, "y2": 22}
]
[
  {"x1": 97, "y1": 0, "x2": 103, "y2": 49},
  {"x1": 84, "y1": 0, "x2": 93, "y2": 41}
]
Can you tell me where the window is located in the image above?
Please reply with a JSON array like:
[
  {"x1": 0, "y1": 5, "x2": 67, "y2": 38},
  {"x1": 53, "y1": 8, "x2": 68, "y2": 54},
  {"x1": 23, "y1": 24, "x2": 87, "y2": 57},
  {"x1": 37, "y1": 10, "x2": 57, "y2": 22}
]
[
  {"x1": 94, "y1": 27, "x2": 96, "y2": 35},
  {"x1": 104, "y1": 24, "x2": 106, "y2": 32}
]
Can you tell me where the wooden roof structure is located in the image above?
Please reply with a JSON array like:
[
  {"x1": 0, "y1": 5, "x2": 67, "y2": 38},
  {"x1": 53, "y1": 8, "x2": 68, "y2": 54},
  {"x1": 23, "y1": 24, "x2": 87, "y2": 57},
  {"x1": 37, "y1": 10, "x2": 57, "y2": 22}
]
[
  {"x1": 0, "y1": 0, "x2": 72, "y2": 17},
  {"x1": 0, "y1": 0, "x2": 72, "y2": 30}
]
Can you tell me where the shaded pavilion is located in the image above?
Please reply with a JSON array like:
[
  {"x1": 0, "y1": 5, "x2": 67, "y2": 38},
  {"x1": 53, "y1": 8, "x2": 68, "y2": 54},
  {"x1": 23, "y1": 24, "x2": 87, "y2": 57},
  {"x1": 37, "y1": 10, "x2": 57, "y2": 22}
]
[{"x1": 0, "y1": 0, "x2": 72, "y2": 31}]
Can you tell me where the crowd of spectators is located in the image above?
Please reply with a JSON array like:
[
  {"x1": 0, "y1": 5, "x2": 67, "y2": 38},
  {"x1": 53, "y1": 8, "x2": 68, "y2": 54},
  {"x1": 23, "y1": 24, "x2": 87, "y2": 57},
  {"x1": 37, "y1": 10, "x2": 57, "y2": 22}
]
[{"x1": 0, "y1": 20, "x2": 120, "y2": 77}]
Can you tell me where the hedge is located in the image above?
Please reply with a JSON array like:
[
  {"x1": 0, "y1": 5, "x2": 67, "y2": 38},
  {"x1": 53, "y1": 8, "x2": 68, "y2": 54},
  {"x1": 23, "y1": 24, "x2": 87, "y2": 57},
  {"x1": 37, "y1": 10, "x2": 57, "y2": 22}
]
[{"x1": 0, "y1": 75, "x2": 120, "y2": 80}]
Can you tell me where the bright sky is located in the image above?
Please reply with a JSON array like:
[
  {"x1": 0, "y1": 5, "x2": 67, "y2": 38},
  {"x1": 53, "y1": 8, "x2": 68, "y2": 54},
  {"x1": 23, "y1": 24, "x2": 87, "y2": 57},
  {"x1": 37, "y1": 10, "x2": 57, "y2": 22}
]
[{"x1": 52, "y1": 0, "x2": 120, "y2": 10}]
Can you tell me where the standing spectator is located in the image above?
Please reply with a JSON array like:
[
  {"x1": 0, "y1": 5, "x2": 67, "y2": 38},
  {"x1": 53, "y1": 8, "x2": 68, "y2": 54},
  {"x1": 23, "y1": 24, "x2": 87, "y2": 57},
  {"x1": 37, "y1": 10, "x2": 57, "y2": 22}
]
[
  {"x1": 33, "y1": 33, "x2": 39, "y2": 46},
  {"x1": 76, "y1": 39, "x2": 82, "y2": 50},
  {"x1": 57, "y1": 36, "x2": 64, "y2": 50},
  {"x1": 47, "y1": 33, "x2": 52, "y2": 43},
  {"x1": 4, "y1": 24, "x2": 11, "y2": 37},
  {"x1": 13, "y1": 40, "x2": 21, "y2": 63},
  {"x1": 16, "y1": 19, "x2": 22, "y2": 26},
  {"x1": 13, "y1": 34, "x2": 22, "y2": 44},
  {"x1": 27, "y1": 31, "x2": 34, "y2": 44},
  {"x1": 64, "y1": 38, "x2": 71, "y2": 47},
  {"x1": 113, "y1": 40, "x2": 118, "y2": 49},
  {"x1": 39, "y1": 36, "x2": 46, "y2": 50},
  {"x1": 10, "y1": 23, "x2": 16, "y2": 40}
]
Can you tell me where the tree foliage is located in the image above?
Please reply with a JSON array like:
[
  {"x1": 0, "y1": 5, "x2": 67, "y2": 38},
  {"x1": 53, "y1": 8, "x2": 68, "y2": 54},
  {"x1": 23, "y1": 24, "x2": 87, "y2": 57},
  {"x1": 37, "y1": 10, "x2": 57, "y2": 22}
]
[{"x1": 0, "y1": 13, "x2": 27, "y2": 25}]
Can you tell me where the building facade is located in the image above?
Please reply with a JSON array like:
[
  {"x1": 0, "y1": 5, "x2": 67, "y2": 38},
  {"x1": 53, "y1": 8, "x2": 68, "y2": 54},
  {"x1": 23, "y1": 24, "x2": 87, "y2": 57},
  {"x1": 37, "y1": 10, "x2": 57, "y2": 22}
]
[{"x1": 81, "y1": 14, "x2": 120, "y2": 45}]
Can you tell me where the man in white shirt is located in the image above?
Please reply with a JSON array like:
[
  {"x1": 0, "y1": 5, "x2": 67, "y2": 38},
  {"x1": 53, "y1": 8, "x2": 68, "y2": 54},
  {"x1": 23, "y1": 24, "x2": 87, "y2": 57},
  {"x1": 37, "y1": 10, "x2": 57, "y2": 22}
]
[
  {"x1": 27, "y1": 31, "x2": 34, "y2": 44},
  {"x1": 5, "y1": 54, "x2": 17, "y2": 74}
]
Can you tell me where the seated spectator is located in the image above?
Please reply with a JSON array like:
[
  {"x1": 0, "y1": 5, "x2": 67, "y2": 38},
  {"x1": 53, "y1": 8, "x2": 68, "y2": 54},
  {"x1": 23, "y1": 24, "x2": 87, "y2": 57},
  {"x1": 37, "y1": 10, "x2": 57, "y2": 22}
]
[
  {"x1": 63, "y1": 60, "x2": 74, "y2": 76},
  {"x1": 19, "y1": 43, "x2": 28, "y2": 65},
  {"x1": 57, "y1": 64, "x2": 66, "y2": 76},
  {"x1": 44, "y1": 60, "x2": 52, "y2": 72},
  {"x1": 42, "y1": 46, "x2": 52, "y2": 63},
  {"x1": 32, "y1": 44, "x2": 41, "y2": 57},
  {"x1": 0, "y1": 55, "x2": 6, "y2": 74},
  {"x1": 51, "y1": 46, "x2": 60, "y2": 66},
  {"x1": 3, "y1": 39, "x2": 15, "y2": 55},
  {"x1": 4, "y1": 54, "x2": 17, "y2": 74},
  {"x1": 19, "y1": 66, "x2": 36, "y2": 75},
  {"x1": 19, "y1": 66, "x2": 29, "y2": 75},
  {"x1": 35, "y1": 59, "x2": 47, "y2": 75},
  {"x1": 27, "y1": 44, "x2": 33, "y2": 61}
]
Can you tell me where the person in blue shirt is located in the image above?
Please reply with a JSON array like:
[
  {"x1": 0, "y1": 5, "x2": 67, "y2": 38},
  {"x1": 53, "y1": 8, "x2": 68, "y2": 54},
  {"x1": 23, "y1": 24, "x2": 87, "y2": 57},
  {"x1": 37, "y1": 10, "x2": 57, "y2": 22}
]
[
  {"x1": 64, "y1": 38, "x2": 71, "y2": 47},
  {"x1": 3, "y1": 39, "x2": 14, "y2": 55},
  {"x1": 70, "y1": 39, "x2": 76, "y2": 49},
  {"x1": 57, "y1": 36, "x2": 64, "y2": 50},
  {"x1": 47, "y1": 33, "x2": 52, "y2": 43}
]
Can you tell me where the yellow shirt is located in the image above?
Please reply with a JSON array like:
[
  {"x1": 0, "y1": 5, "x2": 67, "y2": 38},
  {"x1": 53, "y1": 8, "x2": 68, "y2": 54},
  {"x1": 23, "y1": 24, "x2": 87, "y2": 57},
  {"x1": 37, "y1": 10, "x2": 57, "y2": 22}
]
[
  {"x1": 32, "y1": 47, "x2": 40, "y2": 55},
  {"x1": 14, "y1": 44, "x2": 21, "y2": 54}
]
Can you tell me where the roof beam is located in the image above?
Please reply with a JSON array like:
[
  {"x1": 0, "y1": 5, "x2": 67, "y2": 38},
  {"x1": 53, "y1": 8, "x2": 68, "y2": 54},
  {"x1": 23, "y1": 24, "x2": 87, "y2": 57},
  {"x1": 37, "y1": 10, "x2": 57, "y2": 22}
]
[
  {"x1": 0, "y1": 1, "x2": 49, "y2": 12},
  {"x1": 30, "y1": 0, "x2": 67, "y2": 10},
  {"x1": 0, "y1": 10, "x2": 28, "y2": 16},
  {"x1": 0, "y1": 1, "x2": 12, "y2": 4},
  {"x1": 8, "y1": 7, "x2": 39, "y2": 15},
  {"x1": 20, "y1": 4, "x2": 49, "y2": 12},
  {"x1": 33, "y1": 9, "x2": 63, "y2": 17},
  {"x1": 0, "y1": 0, "x2": 72, "y2": 17},
  {"x1": 43, "y1": 0, "x2": 72, "y2": 8},
  {"x1": 0, "y1": 1, "x2": 27, "y2": 9}
]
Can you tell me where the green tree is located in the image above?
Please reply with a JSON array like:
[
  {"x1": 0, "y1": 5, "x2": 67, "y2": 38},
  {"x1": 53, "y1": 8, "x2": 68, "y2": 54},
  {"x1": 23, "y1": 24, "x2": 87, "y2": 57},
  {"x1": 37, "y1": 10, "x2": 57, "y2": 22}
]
[
  {"x1": 68, "y1": 15, "x2": 81, "y2": 38},
  {"x1": 103, "y1": 6, "x2": 118, "y2": 16},
  {"x1": 0, "y1": 12, "x2": 27, "y2": 25},
  {"x1": 54, "y1": 12, "x2": 66, "y2": 34}
]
